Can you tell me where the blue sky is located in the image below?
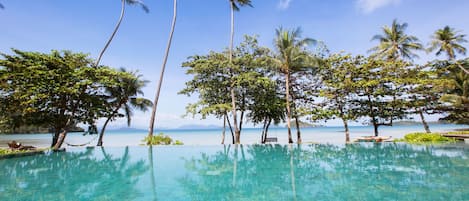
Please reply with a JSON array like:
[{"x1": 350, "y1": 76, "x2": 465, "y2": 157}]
[{"x1": 1, "y1": 0, "x2": 468, "y2": 129}]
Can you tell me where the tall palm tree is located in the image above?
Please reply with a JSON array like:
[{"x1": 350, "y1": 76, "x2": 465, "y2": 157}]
[
  {"x1": 97, "y1": 68, "x2": 152, "y2": 146},
  {"x1": 228, "y1": 0, "x2": 252, "y2": 144},
  {"x1": 148, "y1": 0, "x2": 177, "y2": 140},
  {"x1": 370, "y1": 19, "x2": 423, "y2": 61},
  {"x1": 428, "y1": 26, "x2": 469, "y2": 74},
  {"x1": 274, "y1": 27, "x2": 316, "y2": 143},
  {"x1": 95, "y1": 0, "x2": 149, "y2": 67}
]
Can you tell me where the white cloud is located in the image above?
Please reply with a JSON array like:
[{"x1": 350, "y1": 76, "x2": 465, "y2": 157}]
[
  {"x1": 356, "y1": 0, "x2": 401, "y2": 14},
  {"x1": 277, "y1": 0, "x2": 293, "y2": 10}
]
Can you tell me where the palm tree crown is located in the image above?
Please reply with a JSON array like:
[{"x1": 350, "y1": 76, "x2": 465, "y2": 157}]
[
  {"x1": 274, "y1": 27, "x2": 316, "y2": 72},
  {"x1": 428, "y1": 26, "x2": 467, "y2": 60},
  {"x1": 230, "y1": 0, "x2": 252, "y2": 11},
  {"x1": 370, "y1": 19, "x2": 423, "y2": 60},
  {"x1": 97, "y1": 68, "x2": 152, "y2": 146},
  {"x1": 125, "y1": 0, "x2": 149, "y2": 12}
]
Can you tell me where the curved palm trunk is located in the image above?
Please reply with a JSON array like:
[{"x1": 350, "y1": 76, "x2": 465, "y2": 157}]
[
  {"x1": 148, "y1": 0, "x2": 177, "y2": 139},
  {"x1": 418, "y1": 109, "x2": 431, "y2": 133},
  {"x1": 97, "y1": 117, "x2": 112, "y2": 146},
  {"x1": 95, "y1": 0, "x2": 125, "y2": 67},
  {"x1": 285, "y1": 72, "x2": 293, "y2": 143},
  {"x1": 229, "y1": 2, "x2": 240, "y2": 144}
]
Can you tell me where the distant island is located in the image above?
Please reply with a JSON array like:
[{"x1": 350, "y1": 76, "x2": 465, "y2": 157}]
[
  {"x1": 391, "y1": 120, "x2": 450, "y2": 126},
  {"x1": 287, "y1": 121, "x2": 324, "y2": 128}
]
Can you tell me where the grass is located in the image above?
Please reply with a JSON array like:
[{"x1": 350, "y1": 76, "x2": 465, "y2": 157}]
[
  {"x1": 396, "y1": 132, "x2": 456, "y2": 144},
  {"x1": 0, "y1": 148, "x2": 27, "y2": 155}
]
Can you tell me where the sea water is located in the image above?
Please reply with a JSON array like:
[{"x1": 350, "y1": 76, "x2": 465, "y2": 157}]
[
  {"x1": 0, "y1": 124, "x2": 467, "y2": 148},
  {"x1": 0, "y1": 144, "x2": 468, "y2": 201}
]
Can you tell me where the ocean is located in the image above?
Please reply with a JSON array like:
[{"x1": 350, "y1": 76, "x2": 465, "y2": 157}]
[{"x1": 1, "y1": 124, "x2": 468, "y2": 148}]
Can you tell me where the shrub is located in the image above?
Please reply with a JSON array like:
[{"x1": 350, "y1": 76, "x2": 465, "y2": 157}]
[
  {"x1": 399, "y1": 132, "x2": 455, "y2": 143},
  {"x1": 143, "y1": 133, "x2": 184, "y2": 145}
]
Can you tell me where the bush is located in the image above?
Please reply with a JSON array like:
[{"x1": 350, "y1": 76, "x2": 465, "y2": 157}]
[
  {"x1": 143, "y1": 133, "x2": 184, "y2": 145},
  {"x1": 0, "y1": 148, "x2": 25, "y2": 155},
  {"x1": 399, "y1": 132, "x2": 455, "y2": 143}
]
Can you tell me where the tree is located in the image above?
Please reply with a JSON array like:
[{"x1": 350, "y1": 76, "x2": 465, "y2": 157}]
[
  {"x1": 227, "y1": 0, "x2": 252, "y2": 144},
  {"x1": 353, "y1": 56, "x2": 410, "y2": 136},
  {"x1": 0, "y1": 49, "x2": 128, "y2": 149},
  {"x1": 148, "y1": 0, "x2": 177, "y2": 140},
  {"x1": 180, "y1": 36, "x2": 273, "y2": 144},
  {"x1": 97, "y1": 68, "x2": 152, "y2": 146},
  {"x1": 369, "y1": 19, "x2": 423, "y2": 61},
  {"x1": 433, "y1": 59, "x2": 469, "y2": 124},
  {"x1": 273, "y1": 27, "x2": 316, "y2": 143},
  {"x1": 404, "y1": 64, "x2": 449, "y2": 133},
  {"x1": 428, "y1": 26, "x2": 469, "y2": 74},
  {"x1": 95, "y1": 0, "x2": 149, "y2": 67},
  {"x1": 319, "y1": 53, "x2": 361, "y2": 142}
]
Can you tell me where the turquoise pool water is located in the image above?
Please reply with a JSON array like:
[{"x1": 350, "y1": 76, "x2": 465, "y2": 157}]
[{"x1": 1, "y1": 143, "x2": 468, "y2": 201}]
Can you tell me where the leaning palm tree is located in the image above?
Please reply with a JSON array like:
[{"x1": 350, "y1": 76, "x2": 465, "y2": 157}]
[
  {"x1": 369, "y1": 19, "x2": 423, "y2": 61},
  {"x1": 97, "y1": 68, "x2": 152, "y2": 146},
  {"x1": 95, "y1": 0, "x2": 149, "y2": 67},
  {"x1": 148, "y1": 0, "x2": 177, "y2": 140},
  {"x1": 428, "y1": 26, "x2": 469, "y2": 74},
  {"x1": 274, "y1": 27, "x2": 316, "y2": 144},
  {"x1": 227, "y1": 0, "x2": 252, "y2": 144}
]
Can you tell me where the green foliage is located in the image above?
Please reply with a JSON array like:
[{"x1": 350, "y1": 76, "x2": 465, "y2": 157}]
[
  {"x1": 143, "y1": 133, "x2": 183, "y2": 145},
  {"x1": 398, "y1": 132, "x2": 455, "y2": 143},
  {"x1": 0, "y1": 49, "x2": 139, "y2": 147}
]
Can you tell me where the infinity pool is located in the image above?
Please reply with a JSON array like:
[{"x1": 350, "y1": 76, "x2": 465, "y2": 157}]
[{"x1": 1, "y1": 143, "x2": 468, "y2": 201}]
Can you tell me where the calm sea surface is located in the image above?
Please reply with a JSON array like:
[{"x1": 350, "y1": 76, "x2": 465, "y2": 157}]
[{"x1": 0, "y1": 124, "x2": 468, "y2": 148}]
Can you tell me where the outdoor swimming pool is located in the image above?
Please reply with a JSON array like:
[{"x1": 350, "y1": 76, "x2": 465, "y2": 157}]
[{"x1": 1, "y1": 143, "x2": 468, "y2": 201}]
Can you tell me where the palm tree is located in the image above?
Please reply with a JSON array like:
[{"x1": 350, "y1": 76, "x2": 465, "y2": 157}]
[
  {"x1": 95, "y1": 0, "x2": 149, "y2": 67},
  {"x1": 228, "y1": 0, "x2": 252, "y2": 144},
  {"x1": 97, "y1": 68, "x2": 152, "y2": 146},
  {"x1": 274, "y1": 27, "x2": 316, "y2": 143},
  {"x1": 428, "y1": 26, "x2": 469, "y2": 74},
  {"x1": 370, "y1": 19, "x2": 423, "y2": 61},
  {"x1": 148, "y1": 0, "x2": 177, "y2": 140}
]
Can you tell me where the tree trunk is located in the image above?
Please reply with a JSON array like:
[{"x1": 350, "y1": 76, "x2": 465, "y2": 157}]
[
  {"x1": 52, "y1": 130, "x2": 67, "y2": 150},
  {"x1": 225, "y1": 112, "x2": 235, "y2": 144},
  {"x1": 261, "y1": 118, "x2": 268, "y2": 143},
  {"x1": 97, "y1": 115, "x2": 113, "y2": 146},
  {"x1": 373, "y1": 121, "x2": 379, "y2": 137},
  {"x1": 221, "y1": 114, "x2": 226, "y2": 144},
  {"x1": 95, "y1": 0, "x2": 125, "y2": 67},
  {"x1": 229, "y1": 3, "x2": 240, "y2": 144},
  {"x1": 343, "y1": 119, "x2": 350, "y2": 143},
  {"x1": 148, "y1": 0, "x2": 177, "y2": 140},
  {"x1": 419, "y1": 109, "x2": 431, "y2": 133},
  {"x1": 265, "y1": 118, "x2": 272, "y2": 144},
  {"x1": 294, "y1": 115, "x2": 301, "y2": 144},
  {"x1": 51, "y1": 128, "x2": 61, "y2": 147},
  {"x1": 285, "y1": 72, "x2": 293, "y2": 143}
]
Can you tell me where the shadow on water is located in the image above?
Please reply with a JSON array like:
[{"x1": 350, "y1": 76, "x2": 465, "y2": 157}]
[
  {"x1": 179, "y1": 143, "x2": 469, "y2": 201},
  {"x1": 0, "y1": 147, "x2": 149, "y2": 201}
]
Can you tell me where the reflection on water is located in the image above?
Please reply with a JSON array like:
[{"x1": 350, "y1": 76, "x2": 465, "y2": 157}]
[{"x1": 0, "y1": 144, "x2": 468, "y2": 201}]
